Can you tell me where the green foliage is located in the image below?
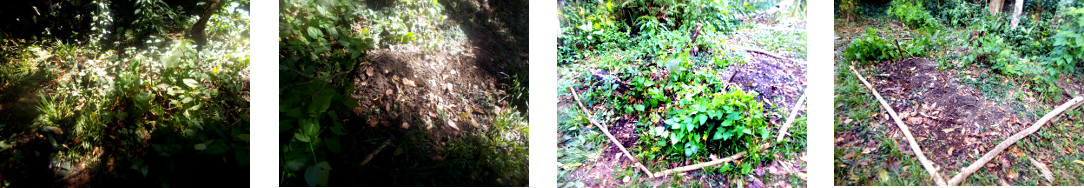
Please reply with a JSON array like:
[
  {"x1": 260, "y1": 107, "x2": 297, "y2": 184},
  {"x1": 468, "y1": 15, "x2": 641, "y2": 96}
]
[
  {"x1": 0, "y1": 1, "x2": 251, "y2": 186},
  {"x1": 1048, "y1": 6, "x2": 1084, "y2": 75},
  {"x1": 843, "y1": 29, "x2": 899, "y2": 64},
  {"x1": 558, "y1": 0, "x2": 745, "y2": 65},
  {"x1": 886, "y1": 0, "x2": 933, "y2": 29},
  {"x1": 937, "y1": 0, "x2": 983, "y2": 27},
  {"x1": 656, "y1": 88, "x2": 766, "y2": 158},
  {"x1": 836, "y1": 0, "x2": 858, "y2": 20},
  {"x1": 279, "y1": 0, "x2": 372, "y2": 186},
  {"x1": 359, "y1": 0, "x2": 457, "y2": 49}
]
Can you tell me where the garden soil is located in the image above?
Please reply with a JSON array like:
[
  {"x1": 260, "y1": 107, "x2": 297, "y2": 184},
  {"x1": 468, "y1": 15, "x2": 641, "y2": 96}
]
[{"x1": 863, "y1": 57, "x2": 1029, "y2": 175}]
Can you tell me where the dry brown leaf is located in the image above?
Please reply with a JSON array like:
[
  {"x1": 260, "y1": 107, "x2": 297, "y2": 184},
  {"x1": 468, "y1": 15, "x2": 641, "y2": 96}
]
[
  {"x1": 942, "y1": 127, "x2": 956, "y2": 133},
  {"x1": 401, "y1": 122, "x2": 410, "y2": 129},
  {"x1": 365, "y1": 66, "x2": 374, "y2": 77},
  {"x1": 404, "y1": 79, "x2": 416, "y2": 87},
  {"x1": 447, "y1": 120, "x2": 460, "y2": 131},
  {"x1": 386, "y1": 89, "x2": 393, "y2": 96},
  {"x1": 1027, "y1": 156, "x2": 1054, "y2": 183}
]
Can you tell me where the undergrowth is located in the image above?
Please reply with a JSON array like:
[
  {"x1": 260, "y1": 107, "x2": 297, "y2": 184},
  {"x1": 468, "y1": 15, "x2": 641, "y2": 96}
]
[{"x1": 559, "y1": 0, "x2": 805, "y2": 186}]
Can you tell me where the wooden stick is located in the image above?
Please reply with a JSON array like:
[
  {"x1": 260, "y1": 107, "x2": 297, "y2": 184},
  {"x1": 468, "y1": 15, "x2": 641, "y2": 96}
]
[
  {"x1": 946, "y1": 96, "x2": 1084, "y2": 185},
  {"x1": 569, "y1": 88, "x2": 654, "y2": 177},
  {"x1": 777, "y1": 92, "x2": 807, "y2": 142},
  {"x1": 653, "y1": 142, "x2": 773, "y2": 177},
  {"x1": 650, "y1": 142, "x2": 771, "y2": 178},
  {"x1": 894, "y1": 39, "x2": 905, "y2": 58},
  {"x1": 849, "y1": 65, "x2": 947, "y2": 186},
  {"x1": 359, "y1": 137, "x2": 394, "y2": 166},
  {"x1": 743, "y1": 47, "x2": 794, "y2": 62}
]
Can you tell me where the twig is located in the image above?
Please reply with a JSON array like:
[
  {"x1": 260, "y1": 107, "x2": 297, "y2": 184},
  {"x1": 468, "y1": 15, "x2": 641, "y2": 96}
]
[
  {"x1": 777, "y1": 91, "x2": 806, "y2": 142},
  {"x1": 742, "y1": 47, "x2": 794, "y2": 62},
  {"x1": 359, "y1": 136, "x2": 395, "y2": 166},
  {"x1": 894, "y1": 39, "x2": 905, "y2": 58},
  {"x1": 1027, "y1": 155, "x2": 1054, "y2": 183},
  {"x1": 653, "y1": 142, "x2": 773, "y2": 177},
  {"x1": 946, "y1": 96, "x2": 1084, "y2": 185},
  {"x1": 569, "y1": 88, "x2": 654, "y2": 177},
  {"x1": 849, "y1": 65, "x2": 947, "y2": 186}
]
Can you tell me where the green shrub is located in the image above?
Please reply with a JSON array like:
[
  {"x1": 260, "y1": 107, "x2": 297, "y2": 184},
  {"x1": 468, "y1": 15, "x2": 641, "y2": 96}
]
[
  {"x1": 1048, "y1": 6, "x2": 1084, "y2": 75},
  {"x1": 843, "y1": 29, "x2": 899, "y2": 64},
  {"x1": 279, "y1": 0, "x2": 372, "y2": 186},
  {"x1": 886, "y1": 0, "x2": 934, "y2": 29}
]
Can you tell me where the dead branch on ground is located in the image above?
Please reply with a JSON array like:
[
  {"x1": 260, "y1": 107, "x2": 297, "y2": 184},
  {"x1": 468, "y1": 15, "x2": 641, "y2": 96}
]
[{"x1": 850, "y1": 65, "x2": 947, "y2": 186}]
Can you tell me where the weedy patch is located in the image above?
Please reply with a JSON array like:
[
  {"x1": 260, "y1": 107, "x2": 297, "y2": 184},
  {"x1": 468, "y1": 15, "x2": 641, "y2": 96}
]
[{"x1": 558, "y1": 0, "x2": 806, "y2": 187}]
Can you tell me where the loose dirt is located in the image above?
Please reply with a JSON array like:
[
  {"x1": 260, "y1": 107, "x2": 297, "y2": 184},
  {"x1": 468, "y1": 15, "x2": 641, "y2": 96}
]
[
  {"x1": 726, "y1": 50, "x2": 807, "y2": 123},
  {"x1": 864, "y1": 57, "x2": 1027, "y2": 174}
]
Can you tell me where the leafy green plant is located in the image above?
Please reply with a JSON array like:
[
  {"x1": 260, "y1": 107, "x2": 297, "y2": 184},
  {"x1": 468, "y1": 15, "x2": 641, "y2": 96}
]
[
  {"x1": 843, "y1": 29, "x2": 899, "y2": 64},
  {"x1": 656, "y1": 88, "x2": 766, "y2": 158},
  {"x1": 279, "y1": 0, "x2": 372, "y2": 186},
  {"x1": 886, "y1": 0, "x2": 934, "y2": 29},
  {"x1": 1048, "y1": 5, "x2": 1084, "y2": 75}
]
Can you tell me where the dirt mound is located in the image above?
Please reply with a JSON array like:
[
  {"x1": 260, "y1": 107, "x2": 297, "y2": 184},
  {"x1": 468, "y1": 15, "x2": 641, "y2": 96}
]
[
  {"x1": 872, "y1": 58, "x2": 1026, "y2": 173},
  {"x1": 352, "y1": 43, "x2": 501, "y2": 137},
  {"x1": 726, "y1": 50, "x2": 806, "y2": 117}
]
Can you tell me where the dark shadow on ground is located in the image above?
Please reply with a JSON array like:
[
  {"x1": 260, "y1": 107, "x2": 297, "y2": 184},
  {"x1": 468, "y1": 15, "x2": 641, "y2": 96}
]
[
  {"x1": 438, "y1": 0, "x2": 530, "y2": 112},
  {"x1": 317, "y1": 0, "x2": 529, "y2": 186}
]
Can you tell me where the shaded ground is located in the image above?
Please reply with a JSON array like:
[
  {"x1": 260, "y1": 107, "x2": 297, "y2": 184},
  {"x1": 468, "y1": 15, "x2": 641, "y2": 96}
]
[
  {"x1": 330, "y1": 0, "x2": 529, "y2": 186},
  {"x1": 0, "y1": 47, "x2": 249, "y2": 188}
]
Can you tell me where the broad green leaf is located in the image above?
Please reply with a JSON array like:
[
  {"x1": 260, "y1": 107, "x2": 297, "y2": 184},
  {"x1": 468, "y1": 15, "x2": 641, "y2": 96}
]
[
  {"x1": 307, "y1": 26, "x2": 323, "y2": 39},
  {"x1": 712, "y1": 127, "x2": 725, "y2": 140},
  {"x1": 330, "y1": 124, "x2": 346, "y2": 136},
  {"x1": 286, "y1": 159, "x2": 306, "y2": 171},
  {"x1": 697, "y1": 114, "x2": 707, "y2": 125},
  {"x1": 317, "y1": 161, "x2": 332, "y2": 170},
  {"x1": 236, "y1": 134, "x2": 250, "y2": 142},
  {"x1": 294, "y1": 132, "x2": 311, "y2": 142},
  {"x1": 182, "y1": 78, "x2": 199, "y2": 88},
  {"x1": 206, "y1": 142, "x2": 229, "y2": 154},
  {"x1": 727, "y1": 112, "x2": 741, "y2": 120},
  {"x1": 684, "y1": 142, "x2": 697, "y2": 157},
  {"x1": 309, "y1": 89, "x2": 334, "y2": 115},
  {"x1": 721, "y1": 119, "x2": 734, "y2": 127},
  {"x1": 635, "y1": 104, "x2": 645, "y2": 111},
  {"x1": 305, "y1": 165, "x2": 320, "y2": 187},
  {"x1": 325, "y1": 136, "x2": 341, "y2": 153}
]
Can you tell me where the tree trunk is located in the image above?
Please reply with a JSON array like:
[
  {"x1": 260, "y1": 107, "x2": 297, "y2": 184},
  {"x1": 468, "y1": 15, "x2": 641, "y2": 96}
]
[
  {"x1": 189, "y1": 0, "x2": 222, "y2": 46},
  {"x1": 989, "y1": 0, "x2": 1004, "y2": 14},
  {"x1": 1011, "y1": 0, "x2": 1024, "y2": 29}
]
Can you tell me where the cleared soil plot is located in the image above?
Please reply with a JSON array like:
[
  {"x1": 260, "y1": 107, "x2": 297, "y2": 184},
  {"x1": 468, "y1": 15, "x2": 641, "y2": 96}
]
[
  {"x1": 561, "y1": 50, "x2": 807, "y2": 187},
  {"x1": 846, "y1": 57, "x2": 1033, "y2": 176},
  {"x1": 726, "y1": 50, "x2": 807, "y2": 119},
  {"x1": 318, "y1": 0, "x2": 528, "y2": 186}
]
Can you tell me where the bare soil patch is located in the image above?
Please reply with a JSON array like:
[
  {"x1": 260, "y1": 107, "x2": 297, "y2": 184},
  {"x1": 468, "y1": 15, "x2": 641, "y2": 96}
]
[{"x1": 864, "y1": 58, "x2": 1027, "y2": 174}]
